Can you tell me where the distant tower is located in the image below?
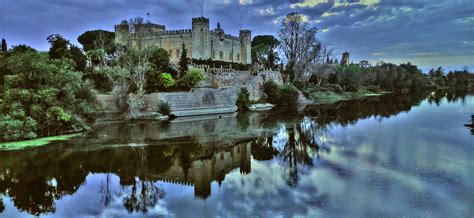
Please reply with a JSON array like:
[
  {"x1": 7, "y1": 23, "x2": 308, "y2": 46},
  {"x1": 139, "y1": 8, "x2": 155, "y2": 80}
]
[
  {"x1": 192, "y1": 17, "x2": 210, "y2": 60},
  {"x1": 239, "y1": 29, "x2": 251, "y2": 64},
  {"x1": 342, "y1": 51, "x2": 350, "y2": 66}
]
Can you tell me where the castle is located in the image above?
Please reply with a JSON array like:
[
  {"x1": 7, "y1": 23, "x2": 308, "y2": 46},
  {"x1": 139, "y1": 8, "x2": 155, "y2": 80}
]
[{"x1": 115, "y1": 17, "x2": 252, "y2": 65}]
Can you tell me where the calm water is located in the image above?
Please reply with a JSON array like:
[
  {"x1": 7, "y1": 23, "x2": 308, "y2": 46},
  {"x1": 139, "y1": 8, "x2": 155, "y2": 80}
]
[{"x1": 0, "y1": 91, "x2": 473, "y2": 217}]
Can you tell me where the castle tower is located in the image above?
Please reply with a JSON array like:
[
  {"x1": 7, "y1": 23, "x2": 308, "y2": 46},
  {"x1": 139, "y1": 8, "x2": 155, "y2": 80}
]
[
  {"x1": 192, "y1": 17, "x2": 210, "y2": 60},
  {"x1": 342, "y1": 51, "x2": 350, "y2": 66},
  {"x1": 240, "y1": 29, "x2": 251, "y2": 65}
]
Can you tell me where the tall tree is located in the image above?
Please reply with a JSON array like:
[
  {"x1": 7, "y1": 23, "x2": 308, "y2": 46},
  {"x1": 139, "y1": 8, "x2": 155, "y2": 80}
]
[
  {"x1": 1, "y1": 38, "x2": 6, "y2": 54},
  {"x1": 278, "y1": 12, "x2": 323, "y2": 82},
  {"x1": 77, "y1": 30, "x2": 115, "y2": 55},
  {"x1": 69, "y1": 44, "x2": 87, "y2": 72},
  {"x1": 47, "y1": 34, "x2": 70, "y2": 59},
  {"x1": 251, "y1": 35, "x2": 280, "y2": 69},
  {"x1": 178, "y1": 43, "x2": 188, "y2": 78}
]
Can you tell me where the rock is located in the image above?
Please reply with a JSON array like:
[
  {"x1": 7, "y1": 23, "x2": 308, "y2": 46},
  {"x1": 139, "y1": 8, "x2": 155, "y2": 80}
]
[
  {"x1": 249, "y1": 103, "x2": 274, "y2": 111},
  {"x1": 297, "y1": 91, "x2": 312, "y2": 105}
]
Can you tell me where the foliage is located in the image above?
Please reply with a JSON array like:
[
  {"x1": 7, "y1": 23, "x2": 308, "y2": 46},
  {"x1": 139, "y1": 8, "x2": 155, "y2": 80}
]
[
  {"x1": 70, "y1": 44, "x2": 87, "y2": 71},
  {"x1": 278, "y1": 12, "x2": 323, "y2": 82},
  {"x1": 263, "y1": 80, "x2": 298, "y2": 107},
  {"x1": 9, "y1": 44, "x2": 36, "y2": 55},
  {"x1": 47, "y1": 34, "x2": 71, "y2": 59},
  {"x1": 1, "y1": 38, "x2": 6, "y2": 54},
  {"x1": 158, "y1": 101, "x2": 171, "y2": 115},
  {"x1": 263, "y1": 80, "x2": 279, "y2": 104},
  {"x1": 178, "y1": 68, "x2": 205, "y2": 90},
  {"x1": 236, "y1": 88, "x2": 250, "y2": 111},
  {"x1": 159, "y1": 73, "x2": 176, "y2": 90},
  {"x1": 149, "y1": 46, "x2": 170, "y2": 72},
  {"x1": 0, "y1": 50, "x2": 98, "y2": 142},
  {"x1": 77, "y1": 30, "x2": 115, "y2": 55},
  {"x1": 278, "y1": 84, "x2": 299, "y2": 107},
  {"x1": 336, "y1": 64, "x2": 362, "y2": 92},
  {"x1": 178, "y1": 43, "x2": 188, "y2": 77},
  {"x1": 251, "y1": 35, "x2": 280, "y2": 69}
]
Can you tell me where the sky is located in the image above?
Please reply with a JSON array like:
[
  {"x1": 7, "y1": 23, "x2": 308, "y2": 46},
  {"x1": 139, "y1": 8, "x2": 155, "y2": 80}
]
[{"x1": 1, "y1": 0, "x2": 473, "y2": 71}]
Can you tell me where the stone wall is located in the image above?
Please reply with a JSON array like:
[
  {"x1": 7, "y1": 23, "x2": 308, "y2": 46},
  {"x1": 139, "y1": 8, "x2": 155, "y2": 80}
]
[
  {"x1": 96, "y1": 71, "x2": 284, "y2": 117},
  {"x1": 202, "y1": 70, "x2": 284, "y2": 101},
  {"x1": 145, "y1": 88, "x2": 238, "y2": 117}
]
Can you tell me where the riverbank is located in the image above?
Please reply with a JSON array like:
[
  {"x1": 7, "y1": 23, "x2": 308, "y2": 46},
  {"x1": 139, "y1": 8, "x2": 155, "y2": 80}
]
[
  {"x1": 0, "y1": 133, "x2": 81, "y2": 151},
  {"x1": 306, "y1": 88, "x2": 391, "y2": 104}
]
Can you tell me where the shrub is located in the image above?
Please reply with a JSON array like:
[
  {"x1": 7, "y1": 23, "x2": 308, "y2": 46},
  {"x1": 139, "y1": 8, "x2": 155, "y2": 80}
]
[
  {"x1": 262, "y1": 80, "x2": 299, "y2": 107},
  {"x1": 158, "y1": 101, "x2": 171, "y2": 115},
  {"x1": 159, "y1": 73, "x2": 176, "y2": 90},
  {"x1": 178, "y1": 68, "x2": 205, "y2": 90},
  {"x1": 263, "y1": 80, "x2": 279, "y2": 104},
  {"x1": 278, "y1": 84, "x2": 299, "y2": 107},
  {"x1": 236, "y1": 88, "x2": 250, "y2": 111}
]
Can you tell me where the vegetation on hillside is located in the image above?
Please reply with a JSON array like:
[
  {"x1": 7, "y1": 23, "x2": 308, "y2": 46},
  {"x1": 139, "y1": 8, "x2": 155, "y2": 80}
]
[{"x1": 0, "y1": 38, "x2": 99, "y2": 142}]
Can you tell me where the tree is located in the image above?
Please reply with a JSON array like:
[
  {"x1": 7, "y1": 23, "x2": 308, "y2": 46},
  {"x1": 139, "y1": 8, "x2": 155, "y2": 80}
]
[
  {"x1": 251, "y1": 35, "x2": 280, "y2": 69},
  {"x1": 178, "y1": 68, "x2": 205, "y2": 90},
  {"x1": 278, "y1": 12, "x2": 323, "y2": 82},
  {"x1": 236, "y1": 88, "x2": 250, "y2": 111},
  {"x1": 1, "y1": 38, "x2": 6, "y2": 54},
  {"x1": 149, "y1": 46, "x2": 170, "y2": 71},
  {"x1": 77, "y1": 30, "x2": 115, "y2": 54},
  {"x1": 47, "y1": 34, "x2": 71, "y2": 59},
  {"x1": 1, "y1": 50, "x2": 98, "y2": 141},
  {"x1": 9, "y1": 44, "x2": 36, "y2": 55},
  {"x1": 69, "y1": 45, "x2": 87, "y2": 72},
  {"x1": 178, "y1": 43, "x2": 188, "y2": 78}
]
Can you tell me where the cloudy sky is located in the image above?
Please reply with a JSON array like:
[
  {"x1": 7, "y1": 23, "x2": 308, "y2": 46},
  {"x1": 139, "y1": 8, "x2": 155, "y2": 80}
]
[{"x1": 1, "y1": 0, "x2": 473, "y2": 71}]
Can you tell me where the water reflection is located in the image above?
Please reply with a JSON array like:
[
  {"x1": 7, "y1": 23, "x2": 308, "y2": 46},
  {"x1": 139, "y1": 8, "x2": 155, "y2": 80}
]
[{"x1": 0, "y1": 91, "x2": 472, "y2": 217}]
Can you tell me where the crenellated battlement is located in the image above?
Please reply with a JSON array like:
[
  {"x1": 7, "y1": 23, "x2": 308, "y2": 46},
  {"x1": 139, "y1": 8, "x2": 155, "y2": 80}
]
[
  {"x1": 192, "y1": 17, "x2": 210, "y2": 24},
  {"x1": 165, "y1": 29, "x2": 192, "y2": 35}
]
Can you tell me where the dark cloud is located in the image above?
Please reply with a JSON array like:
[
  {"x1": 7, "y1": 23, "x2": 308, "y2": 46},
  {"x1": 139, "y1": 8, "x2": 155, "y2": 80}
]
[{"x1": 0, "y1": 0, "x2": 472, "y2": 69}]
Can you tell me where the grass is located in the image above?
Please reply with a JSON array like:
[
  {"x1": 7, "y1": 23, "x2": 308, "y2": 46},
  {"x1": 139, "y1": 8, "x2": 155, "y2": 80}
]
[
  {"x1": 309, "y1": 88, "x2": 390, "y2": 104},
  {"x1": 0, "y1": 133, "x2": 81, "y2": 151}
]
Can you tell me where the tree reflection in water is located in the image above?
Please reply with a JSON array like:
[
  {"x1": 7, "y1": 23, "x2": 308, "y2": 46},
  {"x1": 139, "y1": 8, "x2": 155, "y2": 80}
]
[
  {"x1": 123, "y1": 178, "x2": 165, "y2": 213},
  {"x1": 252, "y1": 118, "x2": 331, "y2": 187},
  {"x1": 0, "y1": 199, "x2": 4, "y2": 213}
]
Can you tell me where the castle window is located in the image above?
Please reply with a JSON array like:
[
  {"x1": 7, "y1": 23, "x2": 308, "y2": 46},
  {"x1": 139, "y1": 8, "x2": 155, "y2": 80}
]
[
  {"x1": 237, "y1": 54, "x2": 240, "y2": 61},
  {"x1": 219, "y1": 51, "x2": 223, "y2": 60},
  {"x1": 230, "y1": 52, "x2": 233, "y2": 60},
  {"x1": 212, "y1": 50, "x2": 216, "y2": 59}
]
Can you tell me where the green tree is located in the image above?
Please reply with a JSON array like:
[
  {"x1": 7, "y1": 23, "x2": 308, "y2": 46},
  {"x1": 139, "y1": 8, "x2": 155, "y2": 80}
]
[
  {"x1": 70, "y1": 44, "x2": 87, "y2": 72},
  {"x1": 178, "y1": 43, "x2": 188, "y2": 78},
  {"x1": 77, "y1": 30, "x2": 115, "y2": 54},
  {"x1": 47, "y1": 34, "x2": 71, "y2": 59},
  {"x1": 1, "y1": 50, "x2": 98, "y2": 141},
  {"x1": 178, "y1": 68, "x2": 205, "y2": 90},
  {"x1": 251, "y1": 35, "x2": 280, "y2": 69},
  {"x1": 236, "y1": 88, "x2": 250, "y2": 111},
  {"x1": 9, "y1": 44, "x2": 36, "y2": 55},
  {"x1": 149, "y1": 46, "x2": 170, "y2": 71},
  {"x1": 1, "y1": 38, "x2": 6, "y2": 54}
]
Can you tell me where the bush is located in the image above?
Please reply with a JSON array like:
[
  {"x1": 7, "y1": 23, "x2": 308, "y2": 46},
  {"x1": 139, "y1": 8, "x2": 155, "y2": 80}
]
[
  {"x1": 158, "y1": 101, "x2": 171, "y2": 115},
  {"x1": 159, "y1": 73, "x2": 176, "y2": 90},
  {"x1": 262, "y1": 80, "x2": 298, "y2": 107},
  {"x1": 263, "y1": 80, "x2": 279, "y2": 104},
  {"x1": 236, "y1": 88, "x2": 250, "y2": 111},
  {"x1": 178, "y1": 68, "x2": 205, "y2": 90},
  {"x1": 278, "y1": 84, "x2": 299, "y2": 107}
]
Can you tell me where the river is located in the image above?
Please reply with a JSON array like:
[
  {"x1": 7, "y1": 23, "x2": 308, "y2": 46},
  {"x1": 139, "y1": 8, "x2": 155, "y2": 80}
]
[{"x1": 0, "y1": 90, "x2": 472, "y2": 217}]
